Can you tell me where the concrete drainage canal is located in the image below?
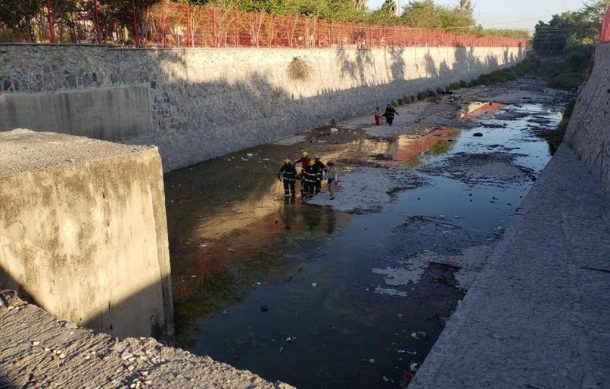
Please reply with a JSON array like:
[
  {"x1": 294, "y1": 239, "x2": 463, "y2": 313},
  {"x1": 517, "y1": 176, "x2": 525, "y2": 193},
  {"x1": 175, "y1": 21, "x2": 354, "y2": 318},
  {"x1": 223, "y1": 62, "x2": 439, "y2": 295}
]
[{"x1": 164, "y1": 82, "x2": 570, "y2": 388}]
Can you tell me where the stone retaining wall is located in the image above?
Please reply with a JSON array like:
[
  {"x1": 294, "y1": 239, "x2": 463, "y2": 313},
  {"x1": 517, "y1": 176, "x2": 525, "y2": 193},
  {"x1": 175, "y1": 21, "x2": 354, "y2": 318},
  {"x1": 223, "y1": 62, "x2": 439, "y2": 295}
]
[
  {"x1": 564, "y1": 42, "x2": 610, "y2": 194},
  {"x1": 0, "y1": 45, "x2": 525, "y2": 170}
]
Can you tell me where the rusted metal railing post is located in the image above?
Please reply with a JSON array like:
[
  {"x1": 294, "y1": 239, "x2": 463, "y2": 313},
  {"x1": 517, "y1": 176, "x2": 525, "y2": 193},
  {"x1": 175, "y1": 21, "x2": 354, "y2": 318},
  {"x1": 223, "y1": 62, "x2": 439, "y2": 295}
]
[
  {"x1": 185, "y1": 1, "x2": 191, "y2": 47},
  {"x1": 600, "y1": 5, "x2": 610, "y2": 42},
  {"x1": 131, "y1": 0, "x2": 140, "y2": 47},
  {"x1": 92, "y1": 0, "x2": 101, "y2": 44},
  {"x1": 211, "y1": 7, "x2": 217, "y2": 47},
  {"x1": 161, "y1": 0, "x2": 167, "y2": 47},
  {"x1": 46, "y1": 0, "x2": 56, "y2": 43}
]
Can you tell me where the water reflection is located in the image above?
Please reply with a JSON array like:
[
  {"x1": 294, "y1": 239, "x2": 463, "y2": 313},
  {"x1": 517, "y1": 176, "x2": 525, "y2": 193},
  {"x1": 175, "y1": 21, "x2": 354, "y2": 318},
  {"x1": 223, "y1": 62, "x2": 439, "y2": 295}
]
[{"x1": 165, "y1": 102, "x2": 564, "y2": 388}]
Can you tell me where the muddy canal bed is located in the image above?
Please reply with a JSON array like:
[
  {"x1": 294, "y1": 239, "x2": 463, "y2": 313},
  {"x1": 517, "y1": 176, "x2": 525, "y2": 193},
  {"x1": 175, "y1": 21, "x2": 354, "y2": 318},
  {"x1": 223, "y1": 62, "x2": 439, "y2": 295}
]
[{"x1": 165, "y1": 86, "x2": 566, "y2": 388}]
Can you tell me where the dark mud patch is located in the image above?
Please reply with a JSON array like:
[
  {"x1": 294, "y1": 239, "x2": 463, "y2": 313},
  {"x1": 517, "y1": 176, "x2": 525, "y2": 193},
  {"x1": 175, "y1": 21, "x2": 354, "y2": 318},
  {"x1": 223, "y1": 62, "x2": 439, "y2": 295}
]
[{"x1": 419, "y1": 152, "x2": 537, "y2": 185}]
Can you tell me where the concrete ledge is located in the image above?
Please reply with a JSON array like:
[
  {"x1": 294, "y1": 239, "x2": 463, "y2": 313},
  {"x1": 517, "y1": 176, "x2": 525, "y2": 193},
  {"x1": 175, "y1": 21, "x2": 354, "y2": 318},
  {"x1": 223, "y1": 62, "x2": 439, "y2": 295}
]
[
  {"x1": 0, "y1": 130, "x2": 173, "y2": 339},
  {"x1": 0, "y1": 297, "x2": 292, "y2": 389},
  {"x1": 410, "y1": 145, "x2": 610, "y2": 388}
]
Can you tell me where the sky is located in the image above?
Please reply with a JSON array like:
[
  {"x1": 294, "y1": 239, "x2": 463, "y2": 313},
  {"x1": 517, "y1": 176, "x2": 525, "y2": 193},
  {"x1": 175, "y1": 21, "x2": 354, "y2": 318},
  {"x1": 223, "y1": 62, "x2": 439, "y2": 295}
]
[{"x1": 367, "y1": 0, "x2": 588, "y2": 31}]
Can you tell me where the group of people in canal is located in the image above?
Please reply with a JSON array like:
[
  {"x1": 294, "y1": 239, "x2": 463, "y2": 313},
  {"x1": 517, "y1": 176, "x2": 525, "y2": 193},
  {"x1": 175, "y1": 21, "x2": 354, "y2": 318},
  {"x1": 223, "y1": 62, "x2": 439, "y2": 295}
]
[
  {"x1": 278, "y1": 151, "x2": 337, "y2": 200},
  {"x1": 374, "y1": 104, "x2": 399, "y2": 126}
]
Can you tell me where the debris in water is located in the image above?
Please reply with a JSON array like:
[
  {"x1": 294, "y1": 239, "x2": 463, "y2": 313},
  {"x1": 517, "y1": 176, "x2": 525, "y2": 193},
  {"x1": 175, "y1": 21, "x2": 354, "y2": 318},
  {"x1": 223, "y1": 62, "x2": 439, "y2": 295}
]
[
  {"x1": 286, "y1": 336, "x2": 296, "y2": 343},
  {"x1": 312, "y1": 283, "x2": 318, "y2": 287},
  {"x1": 410, "y1": 362, "x2": 419, "y2": 371},
  {"x1": 260, "y1": 301, "x2": 269, "y2": 313},
  {"x1": 222, "y1": 309, "x2": 229, "y2": 315},
  {"x1": 382, "y1": 376, "x2": 390, "y2": 382},
  {"x1": 369, "y1": 358, "x2": 376, "y2": 364}
]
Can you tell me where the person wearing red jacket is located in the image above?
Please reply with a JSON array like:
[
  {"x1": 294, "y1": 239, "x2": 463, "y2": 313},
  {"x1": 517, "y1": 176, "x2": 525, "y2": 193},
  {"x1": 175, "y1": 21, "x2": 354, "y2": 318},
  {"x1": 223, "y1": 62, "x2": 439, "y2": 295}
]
[{"x1": 294, "y1": 151, "x2": 311, "y2": 174}]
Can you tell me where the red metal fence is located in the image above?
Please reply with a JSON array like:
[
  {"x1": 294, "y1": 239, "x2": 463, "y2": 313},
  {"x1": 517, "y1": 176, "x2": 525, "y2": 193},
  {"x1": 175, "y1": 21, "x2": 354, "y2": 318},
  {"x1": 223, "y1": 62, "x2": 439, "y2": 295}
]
[
  {"x1": 0, "y1": 0, "x2": 526, "y2": 48},
  {"x1": 601, "y1": 5, "x2": 610, "y2": 42}
]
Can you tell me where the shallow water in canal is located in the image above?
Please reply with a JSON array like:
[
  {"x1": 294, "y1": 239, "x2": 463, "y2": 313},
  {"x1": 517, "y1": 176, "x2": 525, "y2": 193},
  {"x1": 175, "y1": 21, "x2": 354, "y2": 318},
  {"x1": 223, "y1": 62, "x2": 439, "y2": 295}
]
[{"x1": 164, "y1": 103, "x2": 563, "y2": 388}]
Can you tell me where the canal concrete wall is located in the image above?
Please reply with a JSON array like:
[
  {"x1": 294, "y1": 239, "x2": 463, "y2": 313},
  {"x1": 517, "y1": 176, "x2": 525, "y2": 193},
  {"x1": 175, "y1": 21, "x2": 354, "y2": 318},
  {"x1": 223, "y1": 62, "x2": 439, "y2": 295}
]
[
  {"x1": 410, "y1": 42, "x2": 610, "y2": 388},
  {"x1": 410, "y1": 145, "x2": 610, "y2": 388},
  {"x1": 0, "y1": 129, "x2": 174, "y2": 339},
  {"x1": 564, "y1": 42, "x2": 610, "y2": 194},
  {"x1": 0, "y1": 44, "x2": 524, "y2": 171}
]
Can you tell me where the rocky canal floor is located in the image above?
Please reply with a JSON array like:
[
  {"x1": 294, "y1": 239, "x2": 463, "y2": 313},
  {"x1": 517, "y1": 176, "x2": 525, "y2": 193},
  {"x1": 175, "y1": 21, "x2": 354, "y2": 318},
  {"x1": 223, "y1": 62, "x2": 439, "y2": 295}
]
[{"x1": 164, "y1": 77, "x2": 573, "y2": 388}]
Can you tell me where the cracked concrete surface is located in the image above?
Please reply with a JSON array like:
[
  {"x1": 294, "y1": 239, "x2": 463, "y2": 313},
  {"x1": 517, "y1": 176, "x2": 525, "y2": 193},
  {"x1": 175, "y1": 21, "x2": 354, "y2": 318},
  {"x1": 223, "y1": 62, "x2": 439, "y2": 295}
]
[
  {"x1": 409, "y1": 145, "x2": 610, "y2": 389},
  {"x1": 0, "y1": 300, "x2": 293, "y2": 389}
]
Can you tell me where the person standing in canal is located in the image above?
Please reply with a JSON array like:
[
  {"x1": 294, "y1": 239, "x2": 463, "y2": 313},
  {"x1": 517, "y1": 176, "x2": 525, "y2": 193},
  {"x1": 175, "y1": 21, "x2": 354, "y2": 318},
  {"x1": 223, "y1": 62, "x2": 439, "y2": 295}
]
[
  {"x1": 374, "y1": 106, "x2": 382, "y2": 125},
  {"x1": 313, "y1": 155, "x2": 326, "y2": 194},
  {"x1": 302, "y1": 160, "x2": 318, "y2": 199},
  {"x1": 326, "y1": 160, "x2": 338, "y2": 199},
  {"x1": 278, "y1": 159, "x2": 297, "y2": 197},
  {"x1": 294, "y1": 151, "x2": 311, "y2": 175},
  {"x1": 383, "y1": 104, "x2": 399, "y2": 126}
]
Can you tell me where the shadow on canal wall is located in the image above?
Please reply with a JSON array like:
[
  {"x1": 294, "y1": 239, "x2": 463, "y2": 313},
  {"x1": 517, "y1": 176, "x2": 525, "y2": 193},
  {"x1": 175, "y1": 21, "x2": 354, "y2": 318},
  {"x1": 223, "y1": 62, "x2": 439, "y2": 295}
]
[
  {"x1": 0, "y1": 44, "x2": 523, "y2": 171},
  {"x1": 564, "y1": 42, "x2": 610, "y2": 194}
]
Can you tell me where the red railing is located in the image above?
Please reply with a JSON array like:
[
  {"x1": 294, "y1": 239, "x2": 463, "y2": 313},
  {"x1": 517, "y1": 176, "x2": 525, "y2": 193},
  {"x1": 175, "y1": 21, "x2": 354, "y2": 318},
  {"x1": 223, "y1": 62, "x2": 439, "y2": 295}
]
[
  {"x1": 601, "y1": 5, "x2": 610, "y2": 42},
  {"x1": 0, "y1": 1, "x2": 526, "y2": 48},
  {"x1": 141, "y1": 4, "x2": 525, "y2": 48}
]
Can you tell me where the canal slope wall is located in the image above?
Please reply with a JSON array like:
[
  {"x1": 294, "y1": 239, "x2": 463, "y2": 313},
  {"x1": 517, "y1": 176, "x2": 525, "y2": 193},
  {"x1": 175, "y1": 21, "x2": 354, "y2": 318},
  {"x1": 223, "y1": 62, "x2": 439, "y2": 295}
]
[
  {"x1": 410, "y1": 42, "x2": 610, "y2": 388},
  {"x1": 410, "y1": 145, "x2": 610, "y2": 388},
  {"x1": 0, "y1": 44, "x2": 524, "y2": 171},
  {"x1": 564, "y1": 42, "x2": 610, "y2": 194},
  {"x1": 0, "y1": 129, "x2": 173, "y2": 339}
]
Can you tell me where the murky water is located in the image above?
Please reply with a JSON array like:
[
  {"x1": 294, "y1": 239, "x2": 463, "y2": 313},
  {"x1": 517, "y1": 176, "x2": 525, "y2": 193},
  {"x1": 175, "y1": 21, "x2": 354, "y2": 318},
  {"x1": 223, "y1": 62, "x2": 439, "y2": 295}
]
[{"x1": 165, "y1": 103, "x2": 563, "y2": 388}]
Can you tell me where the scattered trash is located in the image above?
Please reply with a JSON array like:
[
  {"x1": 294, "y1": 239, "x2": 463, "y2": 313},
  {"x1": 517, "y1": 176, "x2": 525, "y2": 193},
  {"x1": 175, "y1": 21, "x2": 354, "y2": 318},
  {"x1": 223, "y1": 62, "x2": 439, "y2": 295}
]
[
  {"x1": 246, "y1": 153, "x2": 254, "y2": 157},
  {"x1": 222, "y1": 309, "x2": 229, "y2": 315},
  {"x1": 410, "y1": 362, "x2": 419, "y2": 371},
  {"x1": 121, "y1": 348, "x2": 133, "y2": 360},
  {"x1": 32, "y1": 341, "x2": 40, "y2": 346},
  {"x1": 369, "y1": 358, "x2": 376, "y2": 364},
  {"x1": 199, "y1": 242, "x2": 208, "y2": 247},
  {"x1": 330, "y1": 128, "x2": 339, "y2": 134},
  {"x1": 227, "y1": 248, "x2": 235, "y2": 252},
  {"x1": 397, "y1": 350, "x2": 406, "y2": 354},
  {"x1": 382, "y1": 376, "x2": 390, "y2": 382},
  {"x1": 312, "y1": 283, "x2": 318, "y2": 287},
  {"x1": 262, "y1": 158, "x2": 270, "y2": 161},
  {"x1": 241, "y1": 157, "x2": 248, "y2": 161},
  {"x1": 279, "y1": 347, "x2": 284, "y2": 353},
  {"x1": 410, "y1": 331, "x2": 427, "y2": 339},
  {"x1": 260, "y1": 301, "x2": 269, "y2": 313},
  {"x1": 191, "y1": 275, "x2": 196, "y2": 278},
  {"x1": 286, "y1": 336, "x2": 296, "y2": 343}
]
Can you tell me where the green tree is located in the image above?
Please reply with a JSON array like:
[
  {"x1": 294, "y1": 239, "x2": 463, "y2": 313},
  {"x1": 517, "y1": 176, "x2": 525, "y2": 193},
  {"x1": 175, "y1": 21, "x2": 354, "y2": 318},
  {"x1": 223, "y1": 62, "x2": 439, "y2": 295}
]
[
  {"x1": 0, "y1": 0, "x2": 44, "y2": 40},
  {"x1": 400, "y1": 0, "x2": 474, "y2": 31}
]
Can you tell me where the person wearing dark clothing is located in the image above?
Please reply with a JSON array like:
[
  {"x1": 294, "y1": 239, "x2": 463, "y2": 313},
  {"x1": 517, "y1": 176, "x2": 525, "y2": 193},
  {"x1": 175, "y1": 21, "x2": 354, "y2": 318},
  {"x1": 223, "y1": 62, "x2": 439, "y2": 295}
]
[
  {"x1": 313, "y1": 156, "x2": 325, "y2": 194},
  {"x1": 383, "y1": 104, "x2": 399, "y2": 126},
  {"x1": 302, "y1": 160, "x2": 318, "y2": 198},
  {"x1": 278, "y1": 159, "x2": 297, "y2": 196}
]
